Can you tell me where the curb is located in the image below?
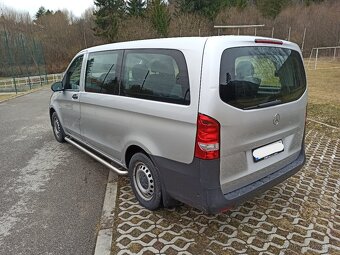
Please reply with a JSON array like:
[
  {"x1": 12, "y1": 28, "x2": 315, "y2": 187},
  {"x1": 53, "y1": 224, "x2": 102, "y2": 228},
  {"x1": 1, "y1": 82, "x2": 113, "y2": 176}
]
[
  {"x1": 94, "y1": 171, "x2": 118, "y2": 255},
  {"x1": 307, "y1": 118, "x2": 340, "y2": 130}
]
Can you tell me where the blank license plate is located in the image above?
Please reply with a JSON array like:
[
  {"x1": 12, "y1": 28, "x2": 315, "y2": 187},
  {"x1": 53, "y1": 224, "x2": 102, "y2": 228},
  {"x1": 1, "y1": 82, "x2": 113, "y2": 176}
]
[{"x1": 252, "y1": 140, "x2": 284, "y2": 162}]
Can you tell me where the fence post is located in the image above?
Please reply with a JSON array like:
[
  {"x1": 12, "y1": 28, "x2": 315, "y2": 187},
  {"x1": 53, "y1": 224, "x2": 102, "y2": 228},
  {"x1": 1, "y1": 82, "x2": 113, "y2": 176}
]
[
  {"x1": 254, "y1": 27, "x2": 257, "y2": 36},
  {"x1": 271, "y1": 27, "x2": 274, "y2": 38},
  {"x1": 32, "y1": 38, "x2": 43, "y2": 86},
  {"x1": 20, "y1": 34, "x2": 32, "y2": 90},
  {"x1": 12, "y1": 77, "x2": 17, "y2": 94},
  {"x1": 315, "y1": 48, "x2": 319, "y2": 70},
  {"x1": 301, "y1": 27, "x2": 307, "y2": 52},
  {"x1": 4, "y1": 30, "x2": 18, "y2": 94},
  {"x1": 288, "y1": 27, "x2": 291, "y2": 41},
  {"x1": 334, "y1": 47, "x2": 337, "y2": 60}
]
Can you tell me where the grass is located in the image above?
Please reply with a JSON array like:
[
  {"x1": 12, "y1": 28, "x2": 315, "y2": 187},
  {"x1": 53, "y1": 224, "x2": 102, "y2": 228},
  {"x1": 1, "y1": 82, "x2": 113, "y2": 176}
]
[
  {"x1": 0, "y1": 85, "x2": 51, "y2": 103},
  {"x1": 305, "y1": 58, "x2": 340, "y2": 128},
  {"x1": 0, "y1": 93, "x2": 17, "y2": 101}
]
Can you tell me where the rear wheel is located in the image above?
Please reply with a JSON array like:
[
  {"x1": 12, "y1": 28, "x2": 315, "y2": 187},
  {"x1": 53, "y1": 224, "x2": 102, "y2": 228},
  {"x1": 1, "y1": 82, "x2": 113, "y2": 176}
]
[
  {"x1": 128, "y1": 153, "x2": 162, "y2": 210},
  {"x1": 52, "y1": 112, "x2": 65, "y2": 143}
]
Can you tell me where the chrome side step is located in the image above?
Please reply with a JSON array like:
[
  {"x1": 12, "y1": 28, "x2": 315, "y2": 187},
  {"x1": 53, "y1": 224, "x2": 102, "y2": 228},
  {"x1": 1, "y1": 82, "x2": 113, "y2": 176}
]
[{"x1": 65, "y1": 137, "x2": 128, "y2": 175}]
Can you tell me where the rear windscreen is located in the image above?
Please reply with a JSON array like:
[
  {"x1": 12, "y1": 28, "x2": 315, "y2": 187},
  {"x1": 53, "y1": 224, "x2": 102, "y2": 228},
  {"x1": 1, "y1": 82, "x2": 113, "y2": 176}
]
[{"x1": 219, "y1": 47, "x2": 306, "y2": 110}]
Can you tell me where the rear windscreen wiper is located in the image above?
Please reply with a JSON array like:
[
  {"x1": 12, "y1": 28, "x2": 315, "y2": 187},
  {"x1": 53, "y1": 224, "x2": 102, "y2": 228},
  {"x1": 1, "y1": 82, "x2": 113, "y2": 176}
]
[{"x1": 245, "y1": 99, "x2": 282, "y2": 110}]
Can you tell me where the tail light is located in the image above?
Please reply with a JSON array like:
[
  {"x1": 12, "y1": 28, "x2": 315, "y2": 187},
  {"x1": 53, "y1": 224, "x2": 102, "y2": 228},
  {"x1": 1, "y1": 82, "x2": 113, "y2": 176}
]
[{"x1": 195, "y1": 113, "x2": 220, "y2": 160}]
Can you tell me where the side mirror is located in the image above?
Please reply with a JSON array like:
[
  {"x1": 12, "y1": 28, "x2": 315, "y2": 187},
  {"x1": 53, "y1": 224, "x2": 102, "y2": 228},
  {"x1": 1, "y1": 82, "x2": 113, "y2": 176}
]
[{"x1": 51, "y1": 82, "x2": 63, "y2": 92}]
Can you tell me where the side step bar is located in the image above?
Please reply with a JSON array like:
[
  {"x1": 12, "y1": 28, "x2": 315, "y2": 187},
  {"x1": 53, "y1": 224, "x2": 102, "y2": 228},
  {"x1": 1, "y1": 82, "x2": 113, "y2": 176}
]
[{"x1": 65, "y1": 137, "x2": 128, "y2": 175}]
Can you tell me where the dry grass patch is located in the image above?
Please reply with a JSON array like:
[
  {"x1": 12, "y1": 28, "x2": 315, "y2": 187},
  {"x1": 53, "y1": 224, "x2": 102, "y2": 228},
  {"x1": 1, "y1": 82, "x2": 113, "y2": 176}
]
[
  {"x1": 0, "y1": 85, "x2": 51, "y2": 103},
  {"x1": 305, "y1": 59, "x2": 340, "y2": 128},
  {"x1": 0, "y1": 93, "x2": 17, "y2": 101}
]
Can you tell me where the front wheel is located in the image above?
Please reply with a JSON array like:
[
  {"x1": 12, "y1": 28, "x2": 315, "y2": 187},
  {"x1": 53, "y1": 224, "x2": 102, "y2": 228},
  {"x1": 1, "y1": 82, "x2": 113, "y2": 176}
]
[
  {"x1": 128, "y1": 153, "x2": 162, "y2": 210},
  {"x1": 51, "y1": 112, "x2": 65, "y2": 143}
]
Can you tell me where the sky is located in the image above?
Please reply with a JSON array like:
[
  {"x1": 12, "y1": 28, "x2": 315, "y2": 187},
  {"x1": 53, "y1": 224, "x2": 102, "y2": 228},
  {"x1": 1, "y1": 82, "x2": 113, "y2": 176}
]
[{"x1": 0, "y1": 0, "x2": 95, "y2": 17}]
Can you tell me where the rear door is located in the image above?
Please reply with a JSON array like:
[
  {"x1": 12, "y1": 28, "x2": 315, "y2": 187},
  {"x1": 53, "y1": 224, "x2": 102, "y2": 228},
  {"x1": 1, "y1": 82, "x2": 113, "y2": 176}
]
[{"x1": 200, "y1": 38, "x2": 307, "y2": 194}]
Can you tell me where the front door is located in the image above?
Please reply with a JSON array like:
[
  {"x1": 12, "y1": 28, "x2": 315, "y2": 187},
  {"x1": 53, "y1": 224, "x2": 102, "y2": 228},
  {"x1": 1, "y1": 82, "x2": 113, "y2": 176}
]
[{"x1": 58, "y1": 55, "x2": 84, "y2": 139}]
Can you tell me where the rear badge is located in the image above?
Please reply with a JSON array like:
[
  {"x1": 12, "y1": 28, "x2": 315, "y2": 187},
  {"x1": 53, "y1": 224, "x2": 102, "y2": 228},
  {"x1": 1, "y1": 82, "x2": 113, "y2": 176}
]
[{"x1": 273, "y1": 114, "x2": 280, "y2": 126}]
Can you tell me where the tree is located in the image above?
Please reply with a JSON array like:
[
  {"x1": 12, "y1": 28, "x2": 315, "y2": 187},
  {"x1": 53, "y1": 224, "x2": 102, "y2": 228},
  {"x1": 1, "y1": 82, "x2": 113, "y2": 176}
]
[
  {"x1": 35, "y1": 7, "x2": 46, "y2": 19},
  {"x1": 175, "y1": 0, "x2": 225, "y2": 19},
  {"x1": 147, "y1": 0, "x2": 171, "y2": 37},
  {"x1": 256, "y1": 0, "x2": 290, "y2": 19},
  {"x1": 93, "y1": 0, "x2": 125, "y2": 41},
  {"x1": 35, "y1": 6, "x2": 53, "y2": 20},
  {"x1": 232, "y1": 0, "x2": 248, "y2": 10},
  {"x1": 126, "y1": 0, "x2": 146, "y2": 16}
]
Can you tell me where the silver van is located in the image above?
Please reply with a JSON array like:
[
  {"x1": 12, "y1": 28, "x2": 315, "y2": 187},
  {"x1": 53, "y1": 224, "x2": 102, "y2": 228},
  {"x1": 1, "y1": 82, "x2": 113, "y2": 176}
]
[{"x1": 49, "y1": 36, "x2": 307, "y2": 214}]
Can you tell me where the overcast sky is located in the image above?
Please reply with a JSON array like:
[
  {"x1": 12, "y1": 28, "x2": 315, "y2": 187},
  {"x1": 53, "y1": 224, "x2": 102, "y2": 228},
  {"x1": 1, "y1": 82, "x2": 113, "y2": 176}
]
[{"x1": 0, "y1": 0, "x2": 95, "y2": 17}]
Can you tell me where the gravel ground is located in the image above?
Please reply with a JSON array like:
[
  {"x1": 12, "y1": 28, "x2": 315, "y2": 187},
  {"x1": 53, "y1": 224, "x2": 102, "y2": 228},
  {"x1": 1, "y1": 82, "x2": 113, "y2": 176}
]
[{"x1": 111, "y1": 121, "x2": 340, "y2": 255}]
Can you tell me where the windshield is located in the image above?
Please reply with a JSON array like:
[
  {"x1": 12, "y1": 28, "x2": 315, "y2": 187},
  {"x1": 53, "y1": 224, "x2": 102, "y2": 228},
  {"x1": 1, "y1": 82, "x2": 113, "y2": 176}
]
[{"x1": 219, "y1": 46, "x2": 306, "y2": 110}]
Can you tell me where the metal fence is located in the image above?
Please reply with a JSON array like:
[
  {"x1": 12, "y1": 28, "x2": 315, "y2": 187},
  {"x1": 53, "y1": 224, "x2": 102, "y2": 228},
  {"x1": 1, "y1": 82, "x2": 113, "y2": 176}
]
[
  {"x1": 0, "y1": 73, "x2": 63, "y2": 93},
  {"x1": 0, "y1": 29, "x2": 50, "y2": 94}
]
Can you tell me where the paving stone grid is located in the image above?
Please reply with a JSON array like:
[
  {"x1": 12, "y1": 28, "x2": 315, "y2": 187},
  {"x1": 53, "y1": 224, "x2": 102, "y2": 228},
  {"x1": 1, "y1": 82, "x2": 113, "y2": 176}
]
[{"x1": 112, "y1": 122, "x2": 340, "y2": 255}]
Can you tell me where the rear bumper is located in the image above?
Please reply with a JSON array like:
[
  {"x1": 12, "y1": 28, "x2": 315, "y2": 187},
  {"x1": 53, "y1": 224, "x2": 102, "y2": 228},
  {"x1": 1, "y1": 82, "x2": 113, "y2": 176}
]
[{"x1": 152, "y1": 147, "x2": 305, "y2": 214}]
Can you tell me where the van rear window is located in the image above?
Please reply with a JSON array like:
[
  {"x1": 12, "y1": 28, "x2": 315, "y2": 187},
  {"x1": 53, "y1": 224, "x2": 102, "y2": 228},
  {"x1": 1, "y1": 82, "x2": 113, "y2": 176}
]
[{"x1": 219, "y1": 47, "x2": 306, "y2": 110}]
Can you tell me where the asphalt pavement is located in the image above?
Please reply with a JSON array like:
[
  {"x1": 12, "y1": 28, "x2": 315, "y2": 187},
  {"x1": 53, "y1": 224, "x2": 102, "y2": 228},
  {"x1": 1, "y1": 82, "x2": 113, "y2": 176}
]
[{"x1": 0, "y1": 88, "x2": 109, "y2": 255}]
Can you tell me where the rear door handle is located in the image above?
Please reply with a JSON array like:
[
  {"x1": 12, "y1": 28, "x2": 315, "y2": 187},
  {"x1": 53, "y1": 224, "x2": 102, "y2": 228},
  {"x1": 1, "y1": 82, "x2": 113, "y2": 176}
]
[{"x1": 72, "y1": 94, "x2": 78, "y2": 100}]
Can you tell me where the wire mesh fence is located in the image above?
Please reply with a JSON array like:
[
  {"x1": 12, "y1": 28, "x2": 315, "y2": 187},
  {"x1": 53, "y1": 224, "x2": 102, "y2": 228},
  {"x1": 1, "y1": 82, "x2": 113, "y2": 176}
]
[{"x1": 0, "y1": 30, "x2": 57, "y2": 94}]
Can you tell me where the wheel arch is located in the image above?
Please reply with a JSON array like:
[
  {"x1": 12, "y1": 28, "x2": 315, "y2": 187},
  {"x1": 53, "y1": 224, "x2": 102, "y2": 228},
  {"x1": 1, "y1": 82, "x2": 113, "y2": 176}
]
[
  {"x1": 125, "y1": 145, "x2": 151, "y2": 169},
  {"x1": 49, "y1": 107, "x2": 56, "y2": 125}
]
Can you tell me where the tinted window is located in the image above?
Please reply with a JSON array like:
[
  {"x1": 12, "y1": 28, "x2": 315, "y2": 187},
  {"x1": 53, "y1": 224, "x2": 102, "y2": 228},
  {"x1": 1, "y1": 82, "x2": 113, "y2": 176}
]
[
  {"x1": 64, "y1": 55, "x2": 83, "y2": 91},
  {"x1": 121, "y1": 49, "x2": 190, "y2": 105},
  {"x1": 85, "y1": 51, "x2": 120, "y2": 95},
  {"x1": 220, "y1": 47, "x2": 306, "y2": 110}
]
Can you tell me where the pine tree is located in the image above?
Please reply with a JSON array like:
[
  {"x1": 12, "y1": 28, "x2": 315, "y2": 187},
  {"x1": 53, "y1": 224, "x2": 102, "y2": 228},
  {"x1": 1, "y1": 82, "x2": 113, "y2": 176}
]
[
  {"x1": 35, "y1": 7, "x2": 46, "y2": 20},
  {"x1": 148, "y1": 0, "x2": 171, "y2": 37},
  {"x1": 35, "y1": 6, "x2": 54, "y2": 22},
  {"x1": 256, "y1": 0, "x2": 290, "y2": 19},
  {"x1": 93, "y1": 0, "x2": 126, "y2": 41},
  {"x1": 126, "y1": 0, "x2": 146, "y2": 16},
  {"x1": 175, "y1": 0, "x2": 224, "y2": 19}
]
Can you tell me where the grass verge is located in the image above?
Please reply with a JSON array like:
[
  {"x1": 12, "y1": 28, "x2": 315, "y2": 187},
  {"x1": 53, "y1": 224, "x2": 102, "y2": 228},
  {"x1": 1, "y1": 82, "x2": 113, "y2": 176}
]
[
  {"x1": 306, "y1": 59, "x2": 340, "y2": 128},
  {"x1": 0, "y1": 85, "x2": 51, "y2": 103}
]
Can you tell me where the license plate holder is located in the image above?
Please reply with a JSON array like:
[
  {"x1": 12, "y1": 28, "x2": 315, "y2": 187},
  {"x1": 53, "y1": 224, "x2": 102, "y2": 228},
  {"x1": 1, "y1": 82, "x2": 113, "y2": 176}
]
[{"x1": 252, "y1": 140, "x2": 284, "y2": 162}]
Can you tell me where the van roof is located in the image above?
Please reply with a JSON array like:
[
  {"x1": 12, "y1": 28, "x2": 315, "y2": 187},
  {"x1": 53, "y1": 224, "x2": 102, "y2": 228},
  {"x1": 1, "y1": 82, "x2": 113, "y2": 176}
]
[{"x1": 81, "y1": 36, "x2": 299, "y2": 55}]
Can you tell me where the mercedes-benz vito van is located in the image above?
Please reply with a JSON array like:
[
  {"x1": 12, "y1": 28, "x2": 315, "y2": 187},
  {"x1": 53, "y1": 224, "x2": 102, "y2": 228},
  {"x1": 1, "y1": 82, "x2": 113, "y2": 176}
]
[{"x1": 49, "y1": 36, "x2": 307, "y2": 214}]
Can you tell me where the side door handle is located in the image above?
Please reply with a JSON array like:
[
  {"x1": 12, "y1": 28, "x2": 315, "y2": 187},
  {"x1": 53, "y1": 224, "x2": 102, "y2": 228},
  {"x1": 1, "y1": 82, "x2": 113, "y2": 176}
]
[{"x1": 72, "y1": 94, "x2": 78, "y2": 100}]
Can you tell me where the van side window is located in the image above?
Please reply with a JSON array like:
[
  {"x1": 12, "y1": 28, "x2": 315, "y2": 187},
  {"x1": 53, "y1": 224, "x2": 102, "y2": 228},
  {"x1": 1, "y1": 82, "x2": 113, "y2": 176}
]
[
  {"x1": 64, "y1": 55, "x2": 83, "y2": 91},
  {"x1": 121, "y1": 49, "x2": 190, "y2": 105},
  {"x1": 85, "y1": 51, "x2": 120, "y2": 95}
]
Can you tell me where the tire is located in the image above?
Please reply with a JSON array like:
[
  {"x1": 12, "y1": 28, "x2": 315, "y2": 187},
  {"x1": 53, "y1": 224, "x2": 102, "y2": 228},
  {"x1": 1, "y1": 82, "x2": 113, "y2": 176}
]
[
  {"x1": 128, "y1": 153, "x2": 162, "y2": 210},
  {"x1": 51, "y1": 112, "x2": 65, "y2": 143}
]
